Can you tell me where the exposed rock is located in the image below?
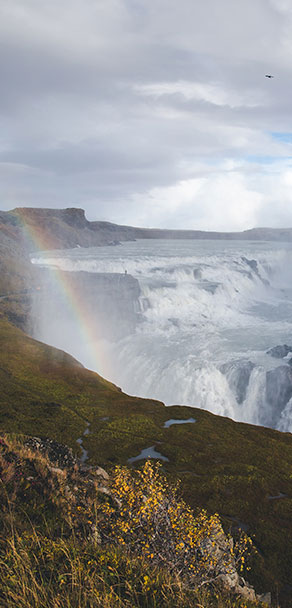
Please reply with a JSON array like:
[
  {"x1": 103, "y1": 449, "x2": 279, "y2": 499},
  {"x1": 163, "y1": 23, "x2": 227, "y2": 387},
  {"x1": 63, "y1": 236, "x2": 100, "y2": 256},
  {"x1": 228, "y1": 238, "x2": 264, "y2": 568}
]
[
  {"x1": 94, "y1": 466, "x2": 109, "y2": 480},
  {"x1": 202, "y1": 525, "x2": 256, "y2": 600},
  {"x1": 241, "y1": 257, "x2": 269, "y2": 285},
  {"x1": 2, "y1": 208, "x2": 292, "y2": 259},
  {"x1": 198, "y1": 281, "x2": 219, "y2": 294},
  {"x1": 1, "y1": 206, "x2": 292, "y2": 331},
  {"x1": 241, "y1": 257, "x2": 259, "y2": 274},
  {"x1": 31, "y1": 268, "x2": 142, "y2": 341},
  {"x1": 193, "y1": 268, "x2": 202, "y2": 279},
  {"x1": 23, "y1": 436, "x2": 111, "y2": 482},
  {"x1": 267, "y1": 344, "x2": 292, "y2": 359},
  {"x1": 220, "y1": 359, "x2": 255, "y2": 404},
  {"x1": 59, "y1": 208, "x2": 88, "y2": 229},
  {"x1": 266, "y1": 365, "x2": 292, "y2": 420},
  {"x1": 24, "y1": 436, "x2": 77, "y2": 469},
  {"x1": 257, "y1": 591, "x2": 272, "y2": 605},
  {"x1": 0, "y1": 211, "x2": 20, "y2": 226}
]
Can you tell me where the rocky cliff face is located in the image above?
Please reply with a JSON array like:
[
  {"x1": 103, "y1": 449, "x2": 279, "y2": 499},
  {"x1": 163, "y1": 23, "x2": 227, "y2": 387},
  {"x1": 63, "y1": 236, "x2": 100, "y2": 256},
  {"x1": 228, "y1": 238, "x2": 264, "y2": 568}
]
[
  {"x1": 2, "y1": 207, "x2": 292, "y2": 259},
  {"x1": 0, "y1": 221, "x2": 36, "y2": 296},
  {"x1": 0, "y1": 208, "x2": 145, "y2": 346},
  {"x1": 31, "y1": 268, "x2": 142, "y2": 342},
  {"x1": 1, "y1": 206, "x2": 292, "y2": 312}
]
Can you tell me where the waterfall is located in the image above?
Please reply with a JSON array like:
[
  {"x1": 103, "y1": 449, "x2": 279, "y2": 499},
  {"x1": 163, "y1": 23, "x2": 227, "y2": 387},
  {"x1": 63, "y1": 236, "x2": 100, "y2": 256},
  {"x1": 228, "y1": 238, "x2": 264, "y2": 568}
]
[{"x1": 31, "y1": 239, "x2": 292, "y2": 430}]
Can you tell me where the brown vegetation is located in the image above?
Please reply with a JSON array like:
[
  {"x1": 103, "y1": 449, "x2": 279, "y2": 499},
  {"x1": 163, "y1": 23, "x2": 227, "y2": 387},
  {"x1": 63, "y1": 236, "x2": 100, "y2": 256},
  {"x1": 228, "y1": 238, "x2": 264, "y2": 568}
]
[{"x1": 0, "y1": 434, "x2": 262, "y2": 608}]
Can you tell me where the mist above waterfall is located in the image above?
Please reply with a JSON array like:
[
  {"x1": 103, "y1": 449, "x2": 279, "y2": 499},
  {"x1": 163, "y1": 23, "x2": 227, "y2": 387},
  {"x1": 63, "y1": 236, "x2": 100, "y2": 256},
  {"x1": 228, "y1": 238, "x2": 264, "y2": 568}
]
[{"x1": 31, "y1": 239, "x2": 292, "y2": 431}]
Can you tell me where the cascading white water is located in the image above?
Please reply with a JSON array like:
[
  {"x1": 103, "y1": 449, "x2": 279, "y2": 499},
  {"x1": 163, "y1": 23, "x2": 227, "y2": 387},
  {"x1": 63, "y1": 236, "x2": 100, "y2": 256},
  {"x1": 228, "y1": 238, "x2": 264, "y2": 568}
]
[{"x1": 31, "y1": 239, "x2": 292, "y2": 431}]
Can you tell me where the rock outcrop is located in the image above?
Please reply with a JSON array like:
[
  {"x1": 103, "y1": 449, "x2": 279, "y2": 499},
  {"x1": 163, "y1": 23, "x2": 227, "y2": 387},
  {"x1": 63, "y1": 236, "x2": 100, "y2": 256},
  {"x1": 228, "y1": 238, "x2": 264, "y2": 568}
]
[
  {"x1": 24, "y1": 436, "x2": 77, "y2": 469},
  {"x1": 10, "y1": 435, "x2": 258, "y2": 601},
  {"x1": 201, "y1": 525, "x2": 256, "y2": 600},
  {"x1": 31, "y1": 268, "x2": 142, "y2": 341},
  {"x1": 266, "y1": 365, "x2": 292, "y2": 423},
  {"x1": 2, "y1": 208, "x2": 292, "y2": 258},
  {"x1": 220, "y1": 359, "x2": 255, "y2": 404},
  {"x1": 267, "y1": 344, "x2": 292, "y2": 359}
]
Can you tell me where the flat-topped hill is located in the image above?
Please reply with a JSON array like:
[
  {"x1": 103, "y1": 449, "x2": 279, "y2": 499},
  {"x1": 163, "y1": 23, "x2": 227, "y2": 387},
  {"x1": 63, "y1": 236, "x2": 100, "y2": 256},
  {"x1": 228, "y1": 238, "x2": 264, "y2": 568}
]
[
  {"x1": 1, "y1": 207, "x2": 292, "y2": 256},
  {"x1": 1, "y1": 205, "x2": 292, "y2": 300}
]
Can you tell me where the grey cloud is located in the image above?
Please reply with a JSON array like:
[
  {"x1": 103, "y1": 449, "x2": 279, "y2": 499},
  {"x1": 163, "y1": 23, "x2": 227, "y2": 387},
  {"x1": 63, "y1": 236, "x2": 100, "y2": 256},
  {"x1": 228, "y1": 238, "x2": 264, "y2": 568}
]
[{"x1": 1, "y1": 0, "x2": 292, "y2": 228}]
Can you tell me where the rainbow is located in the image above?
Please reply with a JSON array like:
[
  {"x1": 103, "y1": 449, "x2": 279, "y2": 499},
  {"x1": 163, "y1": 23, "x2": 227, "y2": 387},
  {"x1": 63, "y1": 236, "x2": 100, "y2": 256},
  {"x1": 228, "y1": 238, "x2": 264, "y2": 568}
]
[{"x1": 19, "y1": 216, "x2": 110, "y2": 376}]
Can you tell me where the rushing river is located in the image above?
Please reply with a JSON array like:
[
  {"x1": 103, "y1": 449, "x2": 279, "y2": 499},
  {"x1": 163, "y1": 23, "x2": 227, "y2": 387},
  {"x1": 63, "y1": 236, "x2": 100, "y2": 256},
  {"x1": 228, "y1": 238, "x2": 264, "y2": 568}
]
[{"x1": 32, "y1": 239, "x2": 292, "y2": 431}]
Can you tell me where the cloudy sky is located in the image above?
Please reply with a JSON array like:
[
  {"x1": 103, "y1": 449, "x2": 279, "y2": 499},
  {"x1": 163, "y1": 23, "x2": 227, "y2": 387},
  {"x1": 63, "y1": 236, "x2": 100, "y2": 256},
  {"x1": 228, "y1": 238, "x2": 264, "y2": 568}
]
[{"x1": 1, "y1": 0, "x2": 292, "y2": 230}]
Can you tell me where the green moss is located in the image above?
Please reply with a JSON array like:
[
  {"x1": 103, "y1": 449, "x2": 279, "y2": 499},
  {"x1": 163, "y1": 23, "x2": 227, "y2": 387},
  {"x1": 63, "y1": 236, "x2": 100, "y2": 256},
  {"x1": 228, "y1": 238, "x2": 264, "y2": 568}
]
[
  {"x1": 2, "y1": 316, "x2": 292, "y2": 599},
  {"x1": 0, "y1": 438, "x2": 262, "y2": 608}
]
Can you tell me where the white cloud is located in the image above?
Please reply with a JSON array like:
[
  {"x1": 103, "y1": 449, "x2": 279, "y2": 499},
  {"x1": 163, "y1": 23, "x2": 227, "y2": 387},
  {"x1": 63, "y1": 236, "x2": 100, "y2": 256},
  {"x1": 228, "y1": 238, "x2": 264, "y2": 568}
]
[
  {"x1": 1, "y1": 0, "x2": 292, "y2": 229},
  {"x1": 135, "y1": 81, "x2": 263, "y2": 109},
  {"x1": 107, "y1": 158, "x2": 292, "y2": 231},
  {"x1": 118, "y1": 169, "x2": 263, "y2": 231}
]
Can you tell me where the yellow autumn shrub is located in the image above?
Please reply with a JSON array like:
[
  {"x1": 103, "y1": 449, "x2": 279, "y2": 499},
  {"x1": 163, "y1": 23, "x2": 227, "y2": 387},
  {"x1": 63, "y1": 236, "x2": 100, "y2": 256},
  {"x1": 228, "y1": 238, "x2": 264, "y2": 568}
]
[{"x1": 99, "y1": 461, "x2": 252, "y2": 586}]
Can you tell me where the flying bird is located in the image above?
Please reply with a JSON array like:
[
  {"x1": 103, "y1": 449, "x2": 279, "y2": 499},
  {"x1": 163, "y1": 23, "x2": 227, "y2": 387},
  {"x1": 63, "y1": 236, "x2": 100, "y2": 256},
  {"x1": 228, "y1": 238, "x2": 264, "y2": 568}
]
[{"x1": 265, "y1": 74, "x2": 274, "y2": 78}]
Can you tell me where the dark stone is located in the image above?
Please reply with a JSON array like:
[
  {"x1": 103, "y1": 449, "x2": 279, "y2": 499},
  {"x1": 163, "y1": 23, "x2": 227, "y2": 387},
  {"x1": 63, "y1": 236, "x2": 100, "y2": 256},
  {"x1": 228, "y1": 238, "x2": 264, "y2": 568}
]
[
  {"x1": 220, "y1": 359, "x2": 255, "y2": 404},
  {"x1": 193, "y1": 268, "x2": 202, "y2": 279},
  {"x1": 59, "y1": 208, "x2": 87, "y2": 229},
  {"x1": 267, "y1": 345, "x2": 292, "y2": 359},
  {"x1": 241, "y1": 257, "x2": 269, "y2": 285},
  {"x1": 24, "y1": 436, "x2": 77, "y2": 469},
  {"x1": 0, "y1": 211, "x2": 20, "y2": 226},
  {"x1": 198, "y1": 281, "x2": 219, "y2": 294},
  {"x1": 241, "y1": 257, "x2": 259, "y2": 273},
  {"x1": 266, "y1": 366, "x2": 292, "y2": 417}
]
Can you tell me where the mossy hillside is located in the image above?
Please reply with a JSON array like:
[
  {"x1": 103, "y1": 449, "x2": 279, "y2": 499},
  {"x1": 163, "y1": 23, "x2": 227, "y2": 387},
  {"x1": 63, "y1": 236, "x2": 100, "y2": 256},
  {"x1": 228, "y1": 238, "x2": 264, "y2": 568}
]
[
  {"x1": 160, "y1": 412, "x2": 292, "y2": 593},
  {"x1": 0, "y1": 436, "x2": 261, "y2": 608},
  {"x1": 0, "y1": 315, "x2": 165, "y2": 446},
  {"x1": 2, "y1": 316, "x2": 292, "y2": 598}
]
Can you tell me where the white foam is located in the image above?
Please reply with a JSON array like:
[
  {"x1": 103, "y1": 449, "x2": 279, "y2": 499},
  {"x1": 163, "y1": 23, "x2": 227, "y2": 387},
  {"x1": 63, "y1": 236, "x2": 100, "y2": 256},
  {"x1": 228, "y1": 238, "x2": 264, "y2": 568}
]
[{"x1": 31, "y1": 240, "x2": 292, "y2": 429}]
